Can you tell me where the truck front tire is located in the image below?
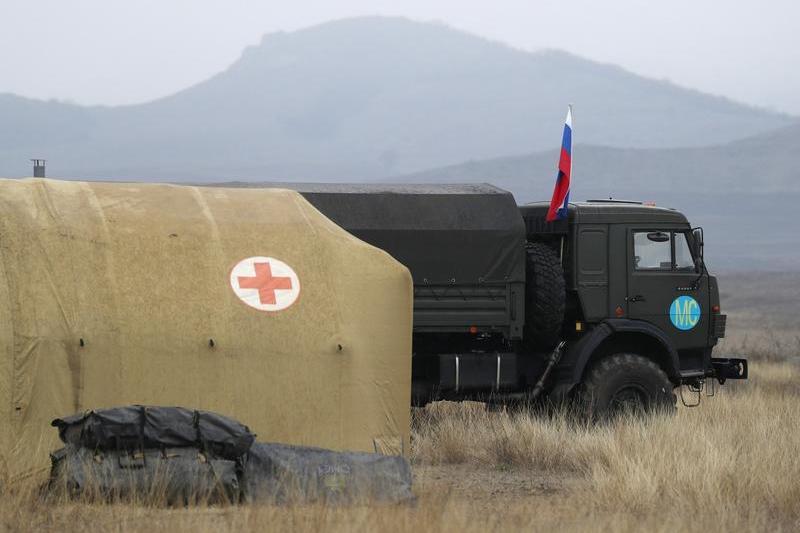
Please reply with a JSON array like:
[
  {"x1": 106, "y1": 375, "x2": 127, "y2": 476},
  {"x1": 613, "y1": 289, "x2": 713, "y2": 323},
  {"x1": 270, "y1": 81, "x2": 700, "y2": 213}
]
[{"x1": 581, "y1": 353, "x2": 676, "y2": 419}]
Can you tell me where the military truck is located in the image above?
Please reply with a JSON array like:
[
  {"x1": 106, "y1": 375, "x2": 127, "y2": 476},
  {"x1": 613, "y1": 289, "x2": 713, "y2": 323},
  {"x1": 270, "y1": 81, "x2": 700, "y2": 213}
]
[{"x1": 294, "y1": 183, "x2": 748, "y2": 416}]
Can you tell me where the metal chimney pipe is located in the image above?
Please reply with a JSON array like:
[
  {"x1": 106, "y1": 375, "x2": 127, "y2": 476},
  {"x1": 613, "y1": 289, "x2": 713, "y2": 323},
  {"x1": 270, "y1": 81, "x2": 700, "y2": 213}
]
[{"x1": 31, "y1": 159, "x2": 45, "y2": 178}]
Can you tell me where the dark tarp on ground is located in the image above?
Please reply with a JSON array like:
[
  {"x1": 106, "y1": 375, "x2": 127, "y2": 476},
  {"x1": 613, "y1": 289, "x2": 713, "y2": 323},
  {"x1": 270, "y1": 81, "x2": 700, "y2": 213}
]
[
  {"x1": 218, "y1": 183, "x2": 527, "y2": 286},
  {"x1": 52, "y1": 406, "x2": 256, "y2": 460},
  {"x1": 49, "y1": 445, "x2": 241, "y2": 504},
  {"x1": 48, "y1": 406, "x2": 414, "y2": 505},
  {"x1": 243, "y1": 442, "x2": 414, "y2": 504}
]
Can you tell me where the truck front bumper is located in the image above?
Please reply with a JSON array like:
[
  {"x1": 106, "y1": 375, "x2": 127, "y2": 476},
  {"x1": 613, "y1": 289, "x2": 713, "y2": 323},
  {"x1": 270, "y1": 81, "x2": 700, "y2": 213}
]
[{"x1": 711, "y1": 357, "x2": 748, "y2": 383}]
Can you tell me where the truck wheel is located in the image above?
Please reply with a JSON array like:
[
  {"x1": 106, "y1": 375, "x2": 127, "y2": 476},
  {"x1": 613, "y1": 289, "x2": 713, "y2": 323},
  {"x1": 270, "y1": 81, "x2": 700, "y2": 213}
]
[
  {"x1": 581, "y1": 353, "x2": 676, "y2": 419},
  {"x1": 524, "y1": 243, "x2": 565, "y2": 349}
]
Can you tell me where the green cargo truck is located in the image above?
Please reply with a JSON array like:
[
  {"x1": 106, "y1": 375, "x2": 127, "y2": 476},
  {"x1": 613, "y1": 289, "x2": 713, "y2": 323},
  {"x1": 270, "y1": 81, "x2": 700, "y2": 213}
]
[{"x1": 295, "y1": 183, "x2": 748, "y2": 417}]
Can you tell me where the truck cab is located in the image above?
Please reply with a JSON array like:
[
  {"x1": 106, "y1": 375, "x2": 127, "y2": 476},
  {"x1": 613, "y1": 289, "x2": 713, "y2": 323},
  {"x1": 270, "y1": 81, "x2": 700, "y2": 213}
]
[{"x1": 519, "y1": 200, "x2": 745, "y2": 412}]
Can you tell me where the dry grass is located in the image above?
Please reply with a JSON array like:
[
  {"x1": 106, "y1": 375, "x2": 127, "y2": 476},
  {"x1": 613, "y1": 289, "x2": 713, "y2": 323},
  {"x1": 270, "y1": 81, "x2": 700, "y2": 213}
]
[
  {"x1": 2, "y1": 358, "x2": 796, "y2": 532},
  {"x1": 411, "y1": 359, "x2": 800, "y2": 528},
  {"x1": 2, "y1": 276, "x2": 798, "y2": 532},
  {"x1": 717, "y1": 270, "x2": 800, "y2": 362}
]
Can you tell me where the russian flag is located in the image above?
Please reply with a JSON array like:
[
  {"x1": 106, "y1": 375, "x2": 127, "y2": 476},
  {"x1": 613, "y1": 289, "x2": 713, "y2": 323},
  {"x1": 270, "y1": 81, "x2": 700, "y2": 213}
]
[{"x1": 546, "y1": 106, "x2": 573, "y2": 222}]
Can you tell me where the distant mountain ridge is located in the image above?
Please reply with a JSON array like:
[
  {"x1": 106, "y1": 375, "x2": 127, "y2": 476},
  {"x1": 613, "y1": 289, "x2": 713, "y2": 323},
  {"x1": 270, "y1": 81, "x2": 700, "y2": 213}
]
[
  {"x1": 391, "y1": 123, "x2": 800, "y2": 271},
  {"x1": 396, "y1": 122, "x2": 800, "y2": 201},
  {"x1": 0, "y1": 17, "x2": 794, "y2": 181}
]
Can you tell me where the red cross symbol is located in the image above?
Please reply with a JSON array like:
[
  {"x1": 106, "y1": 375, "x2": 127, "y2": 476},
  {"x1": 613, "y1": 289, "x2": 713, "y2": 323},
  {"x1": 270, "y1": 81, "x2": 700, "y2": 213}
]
[{"x1": 237, "y1": 261, "x2": 293, "y2": 305}]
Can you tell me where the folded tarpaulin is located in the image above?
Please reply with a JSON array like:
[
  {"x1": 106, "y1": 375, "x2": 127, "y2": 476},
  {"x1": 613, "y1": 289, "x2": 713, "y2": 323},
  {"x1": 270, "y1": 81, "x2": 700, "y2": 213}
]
[
  {"x1": 49, "y1": 442, "x2": 414, "y2": 506},
  {"x1": 49, "y1": 444, "x2": 241, "y2": 505},
  {"x1": 243, "y1": 442, "x2": 414, "y2": 504},
  {"x1": 47, "y1": 405, "x2": 414, "y2": 506},
  {"x1": 52, "y1": 405, "x2": 256, "y2": 460}
]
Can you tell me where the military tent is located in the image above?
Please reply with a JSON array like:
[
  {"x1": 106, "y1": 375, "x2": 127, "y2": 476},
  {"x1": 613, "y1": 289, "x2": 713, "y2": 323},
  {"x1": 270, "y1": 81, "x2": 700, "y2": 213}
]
[{"x1": 0, "y1": 178, "x2": 412, "y2": 479}]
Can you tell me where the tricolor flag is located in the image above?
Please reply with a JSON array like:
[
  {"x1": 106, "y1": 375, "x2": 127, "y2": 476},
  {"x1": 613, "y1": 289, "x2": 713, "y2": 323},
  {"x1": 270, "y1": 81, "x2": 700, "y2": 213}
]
[{"x1": 546, "y1": 105, "x2": 573, "y2": 222}]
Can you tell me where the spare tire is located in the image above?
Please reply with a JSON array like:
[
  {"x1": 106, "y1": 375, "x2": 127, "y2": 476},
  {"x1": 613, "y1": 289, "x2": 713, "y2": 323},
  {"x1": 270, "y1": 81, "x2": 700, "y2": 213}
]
[{"x1": 523, "y1": 243, "x2": 565, "y2": 349}]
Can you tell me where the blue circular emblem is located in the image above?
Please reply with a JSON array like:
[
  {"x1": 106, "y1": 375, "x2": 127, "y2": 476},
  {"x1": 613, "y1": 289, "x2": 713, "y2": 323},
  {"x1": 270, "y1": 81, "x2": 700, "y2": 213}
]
[{"x1": 669, "y1": 296, "x2": 701, "y2": 330}]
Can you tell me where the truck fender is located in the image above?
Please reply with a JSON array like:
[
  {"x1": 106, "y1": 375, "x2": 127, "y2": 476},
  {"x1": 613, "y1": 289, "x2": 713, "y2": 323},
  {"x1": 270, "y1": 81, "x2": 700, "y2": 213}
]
[{"x1": 562, "y1": 319, "x2": 681, "y2": 388}]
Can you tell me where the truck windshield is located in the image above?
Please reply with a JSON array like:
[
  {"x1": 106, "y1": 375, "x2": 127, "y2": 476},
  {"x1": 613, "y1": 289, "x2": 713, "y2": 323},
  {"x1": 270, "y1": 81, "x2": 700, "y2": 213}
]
[{"x1": 674, "y1": 232, "x2": 696, "y2": 271}]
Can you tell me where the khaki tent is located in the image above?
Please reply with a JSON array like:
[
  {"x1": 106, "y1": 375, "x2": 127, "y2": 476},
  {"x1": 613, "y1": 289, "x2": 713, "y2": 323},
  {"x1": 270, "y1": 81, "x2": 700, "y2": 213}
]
[{"x1": 0, "y1": 178, "x2": 412, "y2": 479}]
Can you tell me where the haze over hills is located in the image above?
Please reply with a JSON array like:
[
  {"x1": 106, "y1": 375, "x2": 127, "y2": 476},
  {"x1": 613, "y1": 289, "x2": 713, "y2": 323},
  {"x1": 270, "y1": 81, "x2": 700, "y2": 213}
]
[
  {"x1": 394, "y1": 123, "x2": 800, "y2": 271},
  {"x1": 2, "y1": 16, "x2": 797, "y2": 270},
  {"x1": 397, "y1": 122, "x2": 800, "y2": 198},
  {"x1": 0, "y1": 17, "x2": 795, "y2": 181},
  {"x1": 213, "y1": 122, "x2": 800, "y2": 271}
]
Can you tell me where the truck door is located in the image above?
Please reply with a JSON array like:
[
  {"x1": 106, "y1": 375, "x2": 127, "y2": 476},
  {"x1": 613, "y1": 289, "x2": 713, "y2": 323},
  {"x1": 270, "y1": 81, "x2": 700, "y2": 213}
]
[{"x1": 626, "y1": 228, "x2": 709, "y2": 351}]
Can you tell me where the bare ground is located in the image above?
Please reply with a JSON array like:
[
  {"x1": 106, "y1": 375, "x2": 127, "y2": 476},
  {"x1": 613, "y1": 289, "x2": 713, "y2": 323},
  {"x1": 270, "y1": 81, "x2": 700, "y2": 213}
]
[{"x1": 414, "y1": 464, "x2": 580, "y2": 509}]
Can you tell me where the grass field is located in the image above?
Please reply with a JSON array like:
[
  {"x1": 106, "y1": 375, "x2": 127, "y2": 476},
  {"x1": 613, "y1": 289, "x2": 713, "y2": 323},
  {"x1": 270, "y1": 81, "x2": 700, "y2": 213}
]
[{"x1": 1, "y1": 272, "x2": 797, "y2": 532}]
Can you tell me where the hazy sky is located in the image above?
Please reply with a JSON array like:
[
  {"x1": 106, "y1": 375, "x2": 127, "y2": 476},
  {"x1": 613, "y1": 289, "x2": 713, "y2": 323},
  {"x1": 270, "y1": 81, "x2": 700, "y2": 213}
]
[{"x1": 1, "y1": 0, "x2": 798, "y2": 114}]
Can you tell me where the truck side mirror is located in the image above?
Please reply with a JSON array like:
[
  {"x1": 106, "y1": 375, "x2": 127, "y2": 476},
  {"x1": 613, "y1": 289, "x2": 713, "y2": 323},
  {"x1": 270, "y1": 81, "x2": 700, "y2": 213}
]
[{"x1": 692, "y1": 227, "x2": 704, "y2": 261}]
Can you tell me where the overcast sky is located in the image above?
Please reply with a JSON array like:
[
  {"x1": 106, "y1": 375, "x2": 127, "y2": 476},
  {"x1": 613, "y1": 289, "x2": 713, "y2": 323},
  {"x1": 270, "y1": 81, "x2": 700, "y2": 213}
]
[{"x1": 1, "y1": 0, "x2": 798, "y2": 114}]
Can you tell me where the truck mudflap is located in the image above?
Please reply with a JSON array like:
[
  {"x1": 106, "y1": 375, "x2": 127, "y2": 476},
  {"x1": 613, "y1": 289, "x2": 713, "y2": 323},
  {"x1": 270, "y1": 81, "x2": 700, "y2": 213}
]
[{"x1": 711, "y1": 357, "x2": 748, "y2": 383}]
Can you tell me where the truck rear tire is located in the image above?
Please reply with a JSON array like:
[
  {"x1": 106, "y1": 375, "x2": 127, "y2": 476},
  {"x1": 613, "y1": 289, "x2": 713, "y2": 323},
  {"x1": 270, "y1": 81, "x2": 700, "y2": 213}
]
[
  {"x1": 524, "y1": 243, "x2": 565, "y2": 349},
  {"x1": 581, "y1": 353, "x2": 676, "y2": 419}
]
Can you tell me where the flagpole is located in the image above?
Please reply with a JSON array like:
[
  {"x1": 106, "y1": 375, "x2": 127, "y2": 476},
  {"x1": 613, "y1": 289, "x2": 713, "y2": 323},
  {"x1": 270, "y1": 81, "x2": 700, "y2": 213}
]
[
  {"x1": 559, "y1": 104, "x2": 572, "y2": 265},
  {"x1": 567, "y1": 103, "x2": 573, "y2": 205}
]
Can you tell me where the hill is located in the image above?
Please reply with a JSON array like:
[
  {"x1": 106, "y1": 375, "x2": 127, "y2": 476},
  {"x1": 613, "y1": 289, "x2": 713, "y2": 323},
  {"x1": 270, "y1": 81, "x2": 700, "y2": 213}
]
[
  {"x1": 397, "y1": 122, "x2": 800, "y2": 199},
  {"x1": 0, "y1": 17, "x2": 794, "y2": 180},
  {"x1": 394, "y1": 123, "x2": 800, "y2": 270}
]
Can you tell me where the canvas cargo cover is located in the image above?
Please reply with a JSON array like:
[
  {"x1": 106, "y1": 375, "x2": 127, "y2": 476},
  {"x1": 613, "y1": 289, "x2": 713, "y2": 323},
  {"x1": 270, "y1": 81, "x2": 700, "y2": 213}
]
[
  {"x1": 0, "y1": 178, "x2": 412, "y2": 479},
  {"x1": 223, "y1": 183, "x2": 526, "y2": 286}
]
